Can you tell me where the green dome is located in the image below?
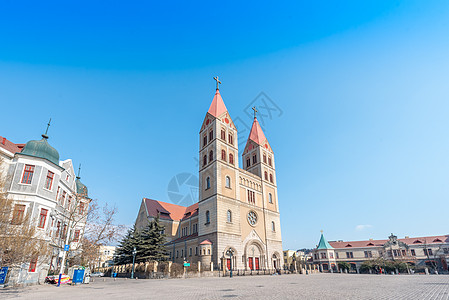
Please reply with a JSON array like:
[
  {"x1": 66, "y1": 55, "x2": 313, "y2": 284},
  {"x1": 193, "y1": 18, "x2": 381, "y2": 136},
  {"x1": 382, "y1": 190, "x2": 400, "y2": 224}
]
[
  {"x1": 76, "y1": 177, "x2": 88, "y2": 197},
  {"x1": 21, "y1": 136, "x2": 60, "y2": 166}
]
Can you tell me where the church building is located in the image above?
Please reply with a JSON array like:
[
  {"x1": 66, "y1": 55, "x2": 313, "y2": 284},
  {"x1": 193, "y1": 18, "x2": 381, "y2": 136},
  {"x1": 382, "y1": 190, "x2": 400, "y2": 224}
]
[{"x1": 135, "y1": 79, "x2": 283, "y2": 271}]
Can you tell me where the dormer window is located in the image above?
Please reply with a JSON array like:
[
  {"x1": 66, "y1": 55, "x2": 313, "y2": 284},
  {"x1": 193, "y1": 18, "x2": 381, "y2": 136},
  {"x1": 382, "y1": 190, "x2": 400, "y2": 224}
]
[
  {"x1": 413, "y1": 240, "x2": 422, "y2": 244},
  {"x1": 433, "y1": 238, "x2": 442, "y2": 243},
  {"x1": 345, "y1": 244, "x2": 352, "y2": 247}
]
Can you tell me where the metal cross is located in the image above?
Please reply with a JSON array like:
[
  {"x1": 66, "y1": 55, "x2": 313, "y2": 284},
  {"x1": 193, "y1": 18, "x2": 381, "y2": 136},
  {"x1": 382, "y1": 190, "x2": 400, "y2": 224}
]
[
  {"x1": 320, "y1": 230, "x2": 324, "y2": 234},
  {"x1": 213, "y1": 76, "x2": 221, "y2": 90},
  {"x1": 252, "y1": 106, "x2": 258, "y2": 118},
  {"x1": 77, "y1": 164, "x2": 81, "y2": 179},
  {"x1": 45, "y1": 118, "x2": 51, "y2": 135}
]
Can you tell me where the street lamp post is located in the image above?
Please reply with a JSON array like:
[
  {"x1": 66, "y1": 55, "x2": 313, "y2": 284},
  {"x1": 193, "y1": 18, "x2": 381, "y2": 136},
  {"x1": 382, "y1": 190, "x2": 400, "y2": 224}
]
[
  {"x1": 226, "y1": 249, "x2": 234, "y2": 278},
  {"x1": 131, "y1": 247, "x2": 137, "y2": 279}
]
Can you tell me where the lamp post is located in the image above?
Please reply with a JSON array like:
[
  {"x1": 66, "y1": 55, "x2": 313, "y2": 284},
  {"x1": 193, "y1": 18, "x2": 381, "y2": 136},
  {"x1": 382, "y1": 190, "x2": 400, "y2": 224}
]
[
  {"x1": 226, "y1": 249, "x2": 234, "y2": 278},
  {"x1": 131, "y1": 247, "x2": 137, "y2": 279}
]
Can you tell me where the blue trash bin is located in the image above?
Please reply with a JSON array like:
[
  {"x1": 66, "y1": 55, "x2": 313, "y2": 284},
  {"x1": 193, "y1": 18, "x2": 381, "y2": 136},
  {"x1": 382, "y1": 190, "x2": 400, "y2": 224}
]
[{"x1": 73, "y1": 269, "x2": 85, "y2": 284}]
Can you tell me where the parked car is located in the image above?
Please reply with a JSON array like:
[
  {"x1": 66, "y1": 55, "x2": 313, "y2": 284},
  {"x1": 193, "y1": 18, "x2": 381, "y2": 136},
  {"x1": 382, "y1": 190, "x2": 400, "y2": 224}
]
[{"x1": 90, "y1": 272, "x2": 104, "y2": 277}]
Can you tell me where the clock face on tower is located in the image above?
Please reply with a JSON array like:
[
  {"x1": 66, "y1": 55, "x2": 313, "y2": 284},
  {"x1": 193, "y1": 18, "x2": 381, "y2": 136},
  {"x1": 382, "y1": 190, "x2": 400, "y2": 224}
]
[{"x1": 247, "y1": 211, "x2": 257, "y2": 226}]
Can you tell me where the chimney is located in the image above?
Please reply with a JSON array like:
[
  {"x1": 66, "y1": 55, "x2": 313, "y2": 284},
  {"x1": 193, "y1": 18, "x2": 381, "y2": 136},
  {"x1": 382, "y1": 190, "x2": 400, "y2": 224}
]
[
  {"x1": 405, "y1": 236, "x2": 409, "y2": 239},
  {"x1": 2, "y1": 137, "x2": 5, "y2": 145}
]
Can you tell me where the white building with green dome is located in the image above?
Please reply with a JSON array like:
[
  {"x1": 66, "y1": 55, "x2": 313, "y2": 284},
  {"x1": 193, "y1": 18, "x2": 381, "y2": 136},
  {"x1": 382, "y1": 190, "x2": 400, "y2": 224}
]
[{"x1": 0, "y1": 129, "x2": 90, "y2": 286}]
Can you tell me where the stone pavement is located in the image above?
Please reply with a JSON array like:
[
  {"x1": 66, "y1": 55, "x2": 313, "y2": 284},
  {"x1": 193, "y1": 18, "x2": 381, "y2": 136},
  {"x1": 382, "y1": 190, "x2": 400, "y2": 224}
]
[{"x1": 1, "y1": 273, "x2": 448, "y2": 300}]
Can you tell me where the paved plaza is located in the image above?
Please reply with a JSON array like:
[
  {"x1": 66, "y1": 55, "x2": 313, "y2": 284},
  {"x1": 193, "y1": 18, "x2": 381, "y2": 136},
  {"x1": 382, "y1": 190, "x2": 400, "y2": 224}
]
[{"x1": 1, "y1": 274, "x2": 448, "y2": 300}]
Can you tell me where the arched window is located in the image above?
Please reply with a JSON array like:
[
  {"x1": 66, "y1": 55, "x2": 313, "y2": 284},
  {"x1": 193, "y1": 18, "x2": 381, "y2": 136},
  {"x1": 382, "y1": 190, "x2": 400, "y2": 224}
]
[
  {"x1": 209, "y1": 150, "x2": 213, "y2": 162},
  {"x1": 228, "y1": 134, "x2": 233, "y2": 145},
  {"x1": 203, "y1": 155, "x2": 207, "y2": 166},
  {"x1": 263, "y1": 154, "x2": 267, "y2": 163},
  {"x1": 227, "y1": 210, "x2": 232, "y2": 223},
  {"x1": 206, "y1": 177, "x2": 211, "y2": 189},
  {"x1": 221, "y1": 129, "x2": 226, "y2": 140},
  {"x1": 225, "y1": 176, "x2": 231, "y2": 188},
  {"x1": 209, "y1": 130, "x2": 213, "y2": 141},
  {"x1": 203, "y1": 135, "x2": 207, "y2": 147},
  {"x1": 270, "y1": 174, "x2": 273, "y2": 183},
  {"x1": 268, "y1": 157, "x2": 272, "y2": 166},
  {"x1": 269, "y1": 193, "x2": 273, "y2": 203},
  {"x1": 229, "y1": 153, "x2": 234, "y2": 165},
  {"x1": 206, "y1": 210, "x2": 210, "y2": 224},
  {"x1": 208, "y1": 249, "x2": 210, "y2": 255},
  {"x1": 264, "y1": 171, "x2": 268, "y2": 180},
  {"x1": 271, "y1": 221, "x2": 275, "y2": 232},
  {"x1": 221, "y1": 149, "x2": 226, "y2": 161}
]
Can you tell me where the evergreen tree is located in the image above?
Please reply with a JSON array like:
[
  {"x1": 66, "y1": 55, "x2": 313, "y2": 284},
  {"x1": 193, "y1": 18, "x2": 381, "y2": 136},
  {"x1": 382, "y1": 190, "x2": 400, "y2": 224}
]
[
  {"x1": 138, "y1": 216, "x2": 168, "y2": 262},
  {"x1": 114, "y1": 225, "x2": 142, "y2": 264}
]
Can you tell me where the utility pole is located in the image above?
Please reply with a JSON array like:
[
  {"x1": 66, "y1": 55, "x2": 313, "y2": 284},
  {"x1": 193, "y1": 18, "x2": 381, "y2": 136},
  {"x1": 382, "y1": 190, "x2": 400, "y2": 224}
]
[{"x1": 57, "y1": 219, "x2": 71, "y2": 287}]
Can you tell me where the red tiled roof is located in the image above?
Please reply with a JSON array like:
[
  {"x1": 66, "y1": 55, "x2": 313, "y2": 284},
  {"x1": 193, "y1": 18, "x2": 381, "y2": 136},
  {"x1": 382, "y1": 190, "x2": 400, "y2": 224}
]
[
  {"x1": 329, "y1": 235, "x2": 449, "y2": 249},
  {"x1": 143, "y1": 198, "x2": 198, "y2": 221},
  {"x1": 0, "y1": 136, "x2": 23, "y2": 154},
  {"x1": 199, "y1": 239, "x2": 212, "y2": 245},
  {"x1": 207, "y1": 89, "x2": 228, "y2": 117}
]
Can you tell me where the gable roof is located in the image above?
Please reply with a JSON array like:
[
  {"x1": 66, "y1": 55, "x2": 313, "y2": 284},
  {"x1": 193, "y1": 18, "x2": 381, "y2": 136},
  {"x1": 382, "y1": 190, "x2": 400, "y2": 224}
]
[
  {"x1": 0, "y1": 136, "x2": 24, "y2": 155},
  {"x1": 329, "y1": 235, "x2": 449, "y2": 249},
  {"x1": 143, "y1": 198, "x2": 198, "y2": 221}
]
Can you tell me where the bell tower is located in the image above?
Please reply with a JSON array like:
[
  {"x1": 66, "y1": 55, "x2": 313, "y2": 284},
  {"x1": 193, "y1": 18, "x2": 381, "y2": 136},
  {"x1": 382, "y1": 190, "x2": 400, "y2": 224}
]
[
  {"x1": 198, "y1": 77, "x2": 240, "y2": 253},
  {"x1": 242, "y1": 109, "x2": 276, "y2": 188}
]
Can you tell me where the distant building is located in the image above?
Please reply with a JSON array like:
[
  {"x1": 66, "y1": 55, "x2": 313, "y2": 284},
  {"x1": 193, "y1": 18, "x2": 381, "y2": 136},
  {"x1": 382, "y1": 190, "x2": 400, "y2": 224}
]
[
  {"x1": 98, "y1": 245, "x2": 116, "y2": 268},
  {"x1": 283, "y1": 250, "x2": 296, "y2": 268},
  {"x1": 135, "y1": 82, "x2": 283, "y2": 271},
  {"x1": 311, "y1": 232, "x2": 449, "y2": 273},
  {"x1": 0, "y1": 131, "x2": 90, "y2": 285}
]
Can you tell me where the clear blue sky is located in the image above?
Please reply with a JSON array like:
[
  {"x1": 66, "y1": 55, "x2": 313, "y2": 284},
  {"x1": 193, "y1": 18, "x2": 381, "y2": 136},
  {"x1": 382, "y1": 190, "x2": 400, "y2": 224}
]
[{"x1": 1, "y1": 1, "x2": 448, "y2": 249}]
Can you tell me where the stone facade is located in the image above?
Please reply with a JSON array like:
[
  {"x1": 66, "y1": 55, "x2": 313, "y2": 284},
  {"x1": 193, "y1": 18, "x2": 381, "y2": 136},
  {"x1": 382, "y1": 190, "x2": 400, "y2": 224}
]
[{"x1": 135, "y1": 86, "x2": 283, "y2": 271}]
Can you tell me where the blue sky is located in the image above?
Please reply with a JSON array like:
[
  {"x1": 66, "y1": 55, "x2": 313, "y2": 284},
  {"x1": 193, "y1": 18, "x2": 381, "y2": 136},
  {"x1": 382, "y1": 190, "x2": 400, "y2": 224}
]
[{"x1": 1, "y1": 1, "x2": 448, "y2": 249}]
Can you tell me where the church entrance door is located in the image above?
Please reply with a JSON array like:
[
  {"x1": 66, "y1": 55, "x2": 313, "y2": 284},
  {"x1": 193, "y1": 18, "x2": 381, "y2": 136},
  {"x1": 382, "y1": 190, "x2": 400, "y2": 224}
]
[
  {"x1": 255, "y1": 257, "x2": 260, "y2": 270},
  {"x1": 248, "y1": 257, "x2": 254, "y2": 270},
  {"x1": 227, "y1": 259, "x2": 231, "y2": 270}
]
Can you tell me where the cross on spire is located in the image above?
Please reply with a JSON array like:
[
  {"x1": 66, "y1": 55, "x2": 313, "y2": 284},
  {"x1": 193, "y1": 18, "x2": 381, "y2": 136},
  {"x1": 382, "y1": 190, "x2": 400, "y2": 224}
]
[
  {"x1": 213, "y1": 76, "x2": 221, "y2": 90},
  {"x1": 252, "y1": 106, "x2": 258, "y2": 119},
  {"x1": 320, "y1": 229, "x2": 324, "y2": 234},
  {"x1": 42, "y1": 118, "x2": 52, "y2": 139},
  {"x1": 77, "y1": 163, "x2": 81, "y2": 179}
]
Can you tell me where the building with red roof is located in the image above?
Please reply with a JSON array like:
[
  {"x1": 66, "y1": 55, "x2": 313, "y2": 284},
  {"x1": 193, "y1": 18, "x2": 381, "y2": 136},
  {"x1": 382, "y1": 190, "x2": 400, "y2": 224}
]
[
  {"x1": 310, "y1": 232, "x2": 449, "y2": 273},
  {"x1": 135, "y1": 78, "x2": 283, "y2": 271}
]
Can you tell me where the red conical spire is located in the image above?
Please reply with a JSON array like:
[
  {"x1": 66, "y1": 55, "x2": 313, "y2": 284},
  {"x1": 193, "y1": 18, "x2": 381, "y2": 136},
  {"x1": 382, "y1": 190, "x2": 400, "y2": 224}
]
[
  {"x1": 207, "y1": 89, "x2": 228, "y2": 118},
  {"x1": 248, "y1": 116, "x2": 267, "y2": 145}
]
